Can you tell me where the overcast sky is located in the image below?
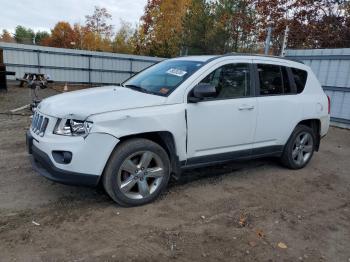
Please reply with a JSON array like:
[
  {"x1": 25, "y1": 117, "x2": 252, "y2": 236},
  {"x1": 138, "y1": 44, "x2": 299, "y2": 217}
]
[{"x1": 0, "y1": 0, "x2": 147, "y2": 34}]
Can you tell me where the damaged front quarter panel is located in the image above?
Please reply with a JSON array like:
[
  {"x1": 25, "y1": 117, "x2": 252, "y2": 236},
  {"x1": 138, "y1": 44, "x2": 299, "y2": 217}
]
[{"x1": 87, "y1": 104, "x2": 188, "y2": 161}]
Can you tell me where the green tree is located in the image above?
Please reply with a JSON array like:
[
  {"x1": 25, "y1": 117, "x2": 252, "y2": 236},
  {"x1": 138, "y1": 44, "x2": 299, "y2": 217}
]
[
  {"x1": 14, "y1": 25, "x2": 35, "y2": 44},
  {"x1": 35, "y1": 31, "x2": 50, "y2": 45},
  {"x1": 182, "y1": 0, "x2": 215, "y2": 55},
  {"x1": 213, "y1": 0, "x2": 258, "y2": 53}
]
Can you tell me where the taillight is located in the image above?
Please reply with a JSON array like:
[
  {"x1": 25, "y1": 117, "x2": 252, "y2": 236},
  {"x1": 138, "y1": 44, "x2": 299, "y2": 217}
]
[{"x1": 327, "y1": 95, "x2": 331, "y2": 114}]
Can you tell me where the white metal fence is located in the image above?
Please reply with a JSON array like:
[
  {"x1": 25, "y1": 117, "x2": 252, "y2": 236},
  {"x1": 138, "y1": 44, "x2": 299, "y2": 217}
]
[
  {"x1": 0, "y1": 42, "x2": 164, "y2": 85},
  {"x1": 286, "y1": 48, "x2": 350, "y2": 127},
  {"x1": 2, "y1": 43, "x2": 349, "y2": 127}
]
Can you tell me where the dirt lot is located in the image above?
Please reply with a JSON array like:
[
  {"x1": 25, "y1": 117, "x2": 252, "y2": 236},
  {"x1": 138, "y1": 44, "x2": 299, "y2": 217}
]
[{"x1": 0, "y1": 84, "x2": 349, "y2": 262}]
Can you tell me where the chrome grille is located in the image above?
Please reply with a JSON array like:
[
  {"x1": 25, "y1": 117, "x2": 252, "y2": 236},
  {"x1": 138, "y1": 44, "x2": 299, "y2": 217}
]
[{"x1": 31, "y1": 112, "x2": 49, "y2": 136}]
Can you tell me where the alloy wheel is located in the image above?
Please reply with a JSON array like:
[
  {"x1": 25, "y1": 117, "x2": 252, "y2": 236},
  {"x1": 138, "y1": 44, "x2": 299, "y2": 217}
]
[
  {"x1": 117, "y1": 151, "x2": 165, "y2": 200},
  {"x1": 292, "y1": 131, "x2": 313, "y2": 166}
]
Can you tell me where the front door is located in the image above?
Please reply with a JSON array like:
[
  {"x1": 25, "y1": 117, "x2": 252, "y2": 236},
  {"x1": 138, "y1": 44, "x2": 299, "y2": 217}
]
[{"x1": 186, "y1": 61, "x2": 257, "y2": 165}]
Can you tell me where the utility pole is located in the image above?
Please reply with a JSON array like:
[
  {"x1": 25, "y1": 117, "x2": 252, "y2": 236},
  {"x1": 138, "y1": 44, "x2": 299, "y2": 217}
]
[
  {"x1": 281, "y1": 25, "x2": 289, "y2": 57},
  {"x1": 264, "y1": 26, "x2": 272, "y2": 55}
]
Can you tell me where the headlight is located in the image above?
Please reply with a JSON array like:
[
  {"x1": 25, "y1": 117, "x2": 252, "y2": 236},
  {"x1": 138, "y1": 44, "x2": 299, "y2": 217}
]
[{"x1": 54, "y1": 119, "x2": 93, "y2": 136}]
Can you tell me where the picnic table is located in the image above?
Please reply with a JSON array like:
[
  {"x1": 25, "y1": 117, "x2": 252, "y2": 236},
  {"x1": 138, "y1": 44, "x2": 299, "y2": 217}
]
[
  {"x1": 16, "y1": 73, "x2": 53, "y2": 88},
  {"x1": 16, "y1": 73, "x2": 54, "y2": 112}
]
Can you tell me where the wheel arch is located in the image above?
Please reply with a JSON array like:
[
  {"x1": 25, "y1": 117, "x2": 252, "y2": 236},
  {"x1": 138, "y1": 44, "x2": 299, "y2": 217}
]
[
  {"x1": 294, "y1": 119, "x2": 321, "y2": 151},
  {"x1": 104, "y1": 131, "x2": 181, "y2": 180}
]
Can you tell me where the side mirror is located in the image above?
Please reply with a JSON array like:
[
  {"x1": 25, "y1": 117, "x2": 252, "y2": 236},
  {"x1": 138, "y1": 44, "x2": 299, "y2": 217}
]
[{"x1": 188, "y1": 83, "x2": 216, "y2": 103}]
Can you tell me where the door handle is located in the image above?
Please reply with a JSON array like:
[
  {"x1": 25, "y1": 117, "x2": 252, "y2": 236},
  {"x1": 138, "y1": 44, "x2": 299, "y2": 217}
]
[{"x1": 238, "y1": 105, "x2": 254, "y2": 111}]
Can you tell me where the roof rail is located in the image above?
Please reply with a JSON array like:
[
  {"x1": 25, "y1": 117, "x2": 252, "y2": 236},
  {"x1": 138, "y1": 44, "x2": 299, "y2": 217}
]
[{"x1": 207, "y1": 52, "x2": 304, "y2": 64}]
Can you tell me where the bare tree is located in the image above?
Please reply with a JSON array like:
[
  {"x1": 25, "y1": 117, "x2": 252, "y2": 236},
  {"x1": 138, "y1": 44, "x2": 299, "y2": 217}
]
[{"x1": 85, "y1": 6, "x2": 113, "y2": 38}]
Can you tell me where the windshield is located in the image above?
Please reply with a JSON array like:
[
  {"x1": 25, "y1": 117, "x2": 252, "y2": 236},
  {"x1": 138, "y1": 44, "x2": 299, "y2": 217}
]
[{"x1": 123, "y1": 60, "x2": 204, "y2": 96}]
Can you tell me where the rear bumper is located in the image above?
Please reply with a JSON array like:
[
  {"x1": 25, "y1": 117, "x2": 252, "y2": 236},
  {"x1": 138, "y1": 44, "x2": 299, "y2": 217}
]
[{"x1": 27, "y1": 131, "x2": 100, "y2": 187}]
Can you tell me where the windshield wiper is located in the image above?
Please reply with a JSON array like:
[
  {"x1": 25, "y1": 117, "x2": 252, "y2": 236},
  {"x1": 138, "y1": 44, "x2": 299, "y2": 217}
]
[{"x1": 124, "y1": 84, "x2": 160, "y2": 96}]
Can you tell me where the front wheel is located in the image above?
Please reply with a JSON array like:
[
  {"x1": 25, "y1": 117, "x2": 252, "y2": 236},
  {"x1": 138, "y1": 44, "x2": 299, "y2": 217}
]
[
  {"x1": 281, "y1": 125, "x2": 315, "y2": 169},
  {"x1": 103, "y1": 138, "x2": 171, "y2": 206}
]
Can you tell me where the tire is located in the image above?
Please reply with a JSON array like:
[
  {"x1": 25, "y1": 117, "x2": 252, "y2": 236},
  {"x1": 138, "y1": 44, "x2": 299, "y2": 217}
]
[
  {"x1": 102, "y1": 138, "x2": 171, "y2": 207},
  {"x1": 281, "y1": 125, "x2": 315, "y2": 169}
]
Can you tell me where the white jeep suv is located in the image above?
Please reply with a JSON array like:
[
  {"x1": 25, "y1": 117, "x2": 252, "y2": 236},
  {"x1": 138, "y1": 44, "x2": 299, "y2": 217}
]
[{"x1": 27, "y1": 54, "x2": 330, "y2": 206}]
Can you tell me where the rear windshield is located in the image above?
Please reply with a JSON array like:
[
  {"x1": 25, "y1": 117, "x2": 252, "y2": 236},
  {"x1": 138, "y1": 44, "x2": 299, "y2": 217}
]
[{"x1": 291, "y1": 68, "x2": 308, "y2": 94}]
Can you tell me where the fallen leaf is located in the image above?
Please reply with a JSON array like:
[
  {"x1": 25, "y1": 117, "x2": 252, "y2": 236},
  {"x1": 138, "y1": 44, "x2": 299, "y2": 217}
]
[
  {"x1": 256, "y1": 229, "x2": 265, "y2": 238},
  {"x1": 278, "y1": 242, "x2": 288, "y2": 249},
  {"x1": 239, "y1": 214, "x2": 248, "y2": 227}
]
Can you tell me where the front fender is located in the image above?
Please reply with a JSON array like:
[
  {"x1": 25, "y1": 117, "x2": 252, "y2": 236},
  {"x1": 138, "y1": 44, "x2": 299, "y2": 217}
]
[{"x1": 88, "y1": 104, "x2": 187, "y2": 161}]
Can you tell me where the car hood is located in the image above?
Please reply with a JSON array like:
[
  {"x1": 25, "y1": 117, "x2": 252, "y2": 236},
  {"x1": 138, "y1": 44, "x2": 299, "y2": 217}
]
[{"x1": 38, "y1": 86, "x2": 167, "y2": 119}]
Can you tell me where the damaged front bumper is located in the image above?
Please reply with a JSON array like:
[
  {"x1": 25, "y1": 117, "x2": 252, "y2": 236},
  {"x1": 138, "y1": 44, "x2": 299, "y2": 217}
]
[
  {"x1": 26, "y1": 131, "x2": 100, "y2": 186},
  {"x1": 26, "y1": 128, "x2": 119, "y2": 187}
]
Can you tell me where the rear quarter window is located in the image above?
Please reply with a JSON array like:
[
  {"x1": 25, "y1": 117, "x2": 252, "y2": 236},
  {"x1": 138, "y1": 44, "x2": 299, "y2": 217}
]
[{"x1": 291, "y1": 68, "x2": 308, "y2": 94}]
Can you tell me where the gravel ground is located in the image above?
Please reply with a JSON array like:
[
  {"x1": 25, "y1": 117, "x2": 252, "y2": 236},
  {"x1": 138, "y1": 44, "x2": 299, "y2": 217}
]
[{"x1": 0, "y1": 84, "x2": 349, "y2": 262}]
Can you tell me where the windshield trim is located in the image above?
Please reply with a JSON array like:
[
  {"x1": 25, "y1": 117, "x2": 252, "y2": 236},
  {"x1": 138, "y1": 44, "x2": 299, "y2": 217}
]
[{"x1": 123, "y1": 84, "x2": 163, "y2": 96}]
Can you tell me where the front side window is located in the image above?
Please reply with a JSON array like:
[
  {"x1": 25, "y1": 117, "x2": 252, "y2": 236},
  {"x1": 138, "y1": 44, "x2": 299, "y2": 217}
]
[
  {"x1": 123, "y1": 60, "x2": 203, "y2": 96},
  {"x1": 198, "y1": 63, "x2": 251, "y2": 99}
]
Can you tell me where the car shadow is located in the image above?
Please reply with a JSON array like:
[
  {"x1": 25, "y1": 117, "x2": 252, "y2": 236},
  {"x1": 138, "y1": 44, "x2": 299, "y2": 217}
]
[
  {"x1": 51, "y1": 157, "x2": 279, "y2": 207},
  {"x1": 169, "y1": 157, "x2": 278, "y2": 187}
]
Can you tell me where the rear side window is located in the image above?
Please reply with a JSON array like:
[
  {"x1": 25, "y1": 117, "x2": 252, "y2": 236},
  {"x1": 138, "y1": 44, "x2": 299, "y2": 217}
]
[
  {"x1": 257, "y1": 64, "x2": 292, "y2": 95},
  {"x1": 291, "y1": 68, "x2": 308, "y2": 94}
]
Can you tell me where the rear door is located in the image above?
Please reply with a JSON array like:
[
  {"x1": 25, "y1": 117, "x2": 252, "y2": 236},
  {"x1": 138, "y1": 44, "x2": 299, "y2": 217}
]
[{"x1": 252, "y1": 60, "x2": 301, "y2": 152}]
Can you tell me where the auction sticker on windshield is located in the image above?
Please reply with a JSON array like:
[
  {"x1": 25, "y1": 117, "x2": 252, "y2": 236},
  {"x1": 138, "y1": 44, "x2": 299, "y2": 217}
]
[
  {"x1": 166, "y1": 68, "x2": 187, "y2": 77},
  {"x1": 159, "y1": 88, "x2": 170, "y2": 94}
]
